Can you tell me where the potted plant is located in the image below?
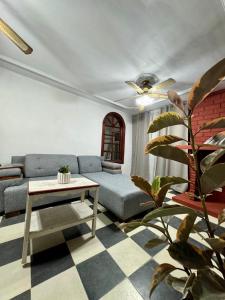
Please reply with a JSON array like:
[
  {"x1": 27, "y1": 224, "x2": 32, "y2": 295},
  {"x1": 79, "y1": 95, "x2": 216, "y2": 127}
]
[
  {"x1": 124, "y1": 58, "x2": 225, "y2": 299},
  {"x1": 57, "y1": 165, "x2": 71, "y2": 184}
]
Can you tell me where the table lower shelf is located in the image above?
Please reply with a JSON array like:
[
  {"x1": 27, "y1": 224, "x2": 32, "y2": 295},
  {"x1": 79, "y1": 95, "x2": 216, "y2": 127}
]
[{"x1": 30, "y1": 201, "x2": 94, "y2": 238}]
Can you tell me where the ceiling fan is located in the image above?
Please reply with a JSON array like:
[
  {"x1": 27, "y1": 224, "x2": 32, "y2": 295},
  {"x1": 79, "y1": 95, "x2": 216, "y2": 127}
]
[
  {"x1": 0, "y1": 18, "x2": 33, "y2": 54},
  {"x1": 115, "y1": 73, "x2": 176, "y2": 106}
]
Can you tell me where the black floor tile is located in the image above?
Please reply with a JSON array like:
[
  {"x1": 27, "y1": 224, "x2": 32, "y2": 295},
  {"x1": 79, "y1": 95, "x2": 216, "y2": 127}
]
[
  {"x1": 0, "y1": 238, "x2": 23, "y2": 266},
  {"x1": 168, "y1": 216, "x2": 182, "y2": 229},
  {"x1": 11, "y1": 290, "x2": 31, "y2": 300},
  {"x1": 63, "y1": 223, "x2": 91, "y2": 241},
  {"x1": 77, "y1": 250, "x2": 125, "y2": 300},
  {"x1": 96, "y1": 223, "x2": 127, "y2": 248},
  {"x1": 0, "y1": 214, "x2": 25, "y2": 227},
  {"x1": 131, "y1": 229, "x2": 167, "y2": 256},
  {"x1": 31, "y1": 243, "x2": 74, "y2": 287},
  {"x1": 129, "y1": 260, "x2": 181, "y2": 300},
  {"x1": 102, "y1": 211, "x2": 118, "y2": 222}
]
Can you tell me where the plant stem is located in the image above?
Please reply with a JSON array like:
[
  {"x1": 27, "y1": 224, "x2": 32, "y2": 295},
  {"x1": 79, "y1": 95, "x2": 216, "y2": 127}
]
[
  {"x1": 188, "y1": 116, "x2": 225, "y2": 279},
  {"x1": 160, "y1": 217, "x2": 173, "y2": 244}
]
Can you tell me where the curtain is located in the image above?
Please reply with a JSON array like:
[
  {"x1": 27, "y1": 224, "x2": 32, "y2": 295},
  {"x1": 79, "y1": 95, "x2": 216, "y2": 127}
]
[
  {"x1": 153, "y1": 106, "x2": 188, "y2": 192},
  {"x1": 131, "y1": 112, "x2": 150, "y2": 179},
  {"x1": 131, "y1": 105, "x2": 188, "y2": 193}
]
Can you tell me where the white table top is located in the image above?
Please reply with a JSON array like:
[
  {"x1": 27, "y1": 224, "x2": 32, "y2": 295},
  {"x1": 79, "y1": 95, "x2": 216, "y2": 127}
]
[{"x1": 28, "y1": 177, "x2": 99, "y2": 195}]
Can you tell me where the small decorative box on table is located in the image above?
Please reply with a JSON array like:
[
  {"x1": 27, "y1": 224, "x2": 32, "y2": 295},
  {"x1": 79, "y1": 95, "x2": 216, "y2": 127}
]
[{"x1": 22, "y1": 177, "x2": 99, "y2": 265}]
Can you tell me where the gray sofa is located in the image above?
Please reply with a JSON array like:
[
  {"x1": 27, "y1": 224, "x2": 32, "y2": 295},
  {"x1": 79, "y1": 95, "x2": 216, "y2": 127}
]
[{"x1": 0, "y1": 154, "x2": 151, "y2": 220}]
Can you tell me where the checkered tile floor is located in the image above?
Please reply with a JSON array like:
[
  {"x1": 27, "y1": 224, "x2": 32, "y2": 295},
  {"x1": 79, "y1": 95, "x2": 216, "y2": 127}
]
[{"x1": 0, "y1": 191, "x2": 224, "y2": 300}]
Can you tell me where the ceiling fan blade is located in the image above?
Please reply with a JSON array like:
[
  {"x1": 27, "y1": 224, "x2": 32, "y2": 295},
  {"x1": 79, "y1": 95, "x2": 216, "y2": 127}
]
[
  {"x1": 0, "y1": 18, "x2": 33, "y2": 54},
  {"x1": 152, "y1": 78, "x2": 176, "y2": 91},
  {"x1": 147, "y1": 93, "x2": 168, "y2": 99},
  {"x1": 125, "y1": 81, "x2": 144, "y2": 94}
]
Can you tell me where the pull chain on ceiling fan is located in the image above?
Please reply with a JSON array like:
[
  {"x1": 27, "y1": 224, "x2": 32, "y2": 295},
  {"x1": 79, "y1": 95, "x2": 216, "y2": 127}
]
[{"x1": 0, "y1": 18, "x2": 33, "y2": 54}]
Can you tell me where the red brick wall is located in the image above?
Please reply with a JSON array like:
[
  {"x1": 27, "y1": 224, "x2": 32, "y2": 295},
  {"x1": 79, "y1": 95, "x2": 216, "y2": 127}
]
[
  {"x1": 189, "y1": 89, "x2": 225, "y2": 199},
  {"x1": 192, "y1": 89, "x2": 225, "y2": 143}
]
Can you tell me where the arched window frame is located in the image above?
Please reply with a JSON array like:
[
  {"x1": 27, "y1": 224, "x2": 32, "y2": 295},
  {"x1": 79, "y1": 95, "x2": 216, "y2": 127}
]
[{"x1": 101, "y1": 112, "x2": 125, "y2": 164}]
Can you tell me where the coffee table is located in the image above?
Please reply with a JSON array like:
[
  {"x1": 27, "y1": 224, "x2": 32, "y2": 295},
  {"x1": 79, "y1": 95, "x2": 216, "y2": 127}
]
[{"x1": 22, "y1": 177, "x2": 99, "y2": 265}]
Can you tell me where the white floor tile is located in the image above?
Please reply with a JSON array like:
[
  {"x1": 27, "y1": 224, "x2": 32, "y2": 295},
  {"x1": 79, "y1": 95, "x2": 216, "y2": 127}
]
[
  {"x1": 108, "y1": 238, "x2": 150, "y2": 276},
  {"x1": 32, "y1": 267, "x2": 88, "y2": 300},
  {"x1": 100, "y1": 278, "x2": 143, "y2": 300},
  {"x1": 0, "y1": 222, "x2": 24, "y2": 243},
  {"x1": 67, "y1": 232, "x2": 105, "y2": 265},
  {"x1": 0, "y1": 259, "x2": 31, "y2": 300}
]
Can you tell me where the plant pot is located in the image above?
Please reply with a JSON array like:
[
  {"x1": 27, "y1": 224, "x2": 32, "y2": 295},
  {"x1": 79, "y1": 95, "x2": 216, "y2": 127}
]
[{"x1": 57, "y1": 172, "x2": 71, "y2": 184}]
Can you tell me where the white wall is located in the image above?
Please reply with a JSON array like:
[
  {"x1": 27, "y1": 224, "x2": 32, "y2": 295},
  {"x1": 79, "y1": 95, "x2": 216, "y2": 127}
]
[{"x1": 0, "y1": 67, "x2": 132, "y2": 174}]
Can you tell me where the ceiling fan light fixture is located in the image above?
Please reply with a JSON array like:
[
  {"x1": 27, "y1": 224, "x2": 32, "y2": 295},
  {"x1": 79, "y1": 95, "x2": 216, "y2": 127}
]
[{"x1": 136, "y1": 95, "x2": 154, "y2": 107}]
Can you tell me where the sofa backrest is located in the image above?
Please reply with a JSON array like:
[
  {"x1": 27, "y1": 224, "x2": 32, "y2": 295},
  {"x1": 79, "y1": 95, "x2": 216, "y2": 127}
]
[
  {"x1": 24, "y1": 154, "x2": 79, "y2": 178},
  {"x1": 78, "y1": 156, "x2": 102, "y2": 174},
  {"x1": 11, "y1": 156, "x2": 25, "y2": 164}
]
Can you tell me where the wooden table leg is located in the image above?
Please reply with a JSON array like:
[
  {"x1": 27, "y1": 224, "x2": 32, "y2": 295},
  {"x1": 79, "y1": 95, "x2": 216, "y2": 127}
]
[
  {"x1": 22, "y1": 194, "x2": 32, "y2": 265},
  {"x1": 92, "y1": 188, "x2": 99, "y2": 237},
  {"x1": 80, "y1": 191, "x2": 85, "y2": 202}
]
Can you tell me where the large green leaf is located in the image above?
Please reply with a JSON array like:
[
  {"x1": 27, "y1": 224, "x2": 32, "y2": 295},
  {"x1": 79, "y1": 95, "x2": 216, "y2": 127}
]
[
  {"x1": 167, "y1": 90, "x2": 184, "y2": 112},
  {"x1": 147, "y1": 112, "x2": 184, "y2": 133},
  {"x1": 151, "y1": 176, "x2": 188, "y2": 207},
  {"x1": 200, "y1": 149, "x2": 225, "y2": 173},
  {"x1": 200, "y1": 117, "x2": 225, "y2": 130},
  {"x1": 145, "y1": 238, "x2": 167, "y2": 249},
  {"x1": 150, "y1": 263, "x2": 176, "y2": 296},
  {"x1": 121, "y1": 220, "x2": 142, "y2": 233},
  {"x1": 191, "y1": 269, "x2": 225, "y2": 300},
  {"x1": 188, "y1": 58, "x2": 225, "y2": 110},
  {"x1": 200, "y1": 163, "x2": 225, "y2": 194},
  {"x1": 145, "y1": 135, "x2": 184, "y2": 154},
  {"x1": 176, "y1": 214, "x2": 197, "y2": 242},
  {"x1": 166, "y1": 275, "x2": 188, "y2": 293},
  {"x1": 143, "y1": 206, "x2": 197, "y2": 223},
  {"x1": 122, "y1": 220, "x2": 166, "y2": 235},
  {"x1": 131, "y1": 176, "x2": 152, "y2": 196},
  {"x1": 148, "y1": 145, "x2": 190, "y2": 165},
  {"x1": 205, "y1": 238, "x2": 225, "y2": 252},
  {"x1": 160, "y1": 176, "x2": 189, "y2": 187},
  {"x1": 218, "y1": 209, "x2": 225, "y2": 225},
  {"x1": 151, "y1": 176, "x2": 161, "y2": 196},
  {"x1": 168, "y1": 241, "x2": 213, "y2": 269}
]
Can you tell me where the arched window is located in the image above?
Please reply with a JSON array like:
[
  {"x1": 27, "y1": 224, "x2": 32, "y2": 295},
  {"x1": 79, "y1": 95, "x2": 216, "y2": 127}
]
[{"x1": 101, "y1": 112, "x2": 125, "y2": 163}]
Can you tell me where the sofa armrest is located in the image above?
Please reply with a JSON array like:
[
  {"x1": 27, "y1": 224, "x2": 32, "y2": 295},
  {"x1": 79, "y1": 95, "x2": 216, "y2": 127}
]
[
  {"x1": 0, "y1": 177, "x2": 24, "y2": 213},
  {"x1": 0, "y1": 168, "x2": 22, "y2": 179},
  {"x1": 102, "y1": 168, "x2": 122, "y2": 174},
  {"x1": 101, "y1": 161, "x2": 121, "y2": 170}
]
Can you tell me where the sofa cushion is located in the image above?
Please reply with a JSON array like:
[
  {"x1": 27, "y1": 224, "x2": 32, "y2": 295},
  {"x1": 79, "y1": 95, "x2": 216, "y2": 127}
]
[
  {"x1": 102, "y1": 161, "x2": 121, "y2": 170},
  {"x1": 78, "y1": 156, "x2": 102, "y2": 174},
  {"x1": 102, "y1": 168, "x2": 122, "y2": 174},
  {"x1": 4, "y1": 174, "x2": 84, "y2": 213},
  {"x1": 24, "y1": 154, "x2": 79, "y2": 178}
]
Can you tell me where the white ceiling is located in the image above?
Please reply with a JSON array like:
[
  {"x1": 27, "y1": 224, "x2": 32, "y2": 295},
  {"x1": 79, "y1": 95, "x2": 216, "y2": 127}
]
[{"x1": 1, "y1": 0, "x2": 225, "y2": 112}]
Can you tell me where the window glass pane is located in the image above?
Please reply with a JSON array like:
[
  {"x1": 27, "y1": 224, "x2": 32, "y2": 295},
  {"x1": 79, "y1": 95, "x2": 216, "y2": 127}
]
[
  {"x1": 104, "y1": 144, "x2": 113, "y2": 151},
  {"x1": 104, "y1": 136, "x2": 111, "y2": 143},
  {"x1": 105, "y1": 126, "x2": 112, "y2": 135},
  {"x1": 104, "y1": 152, "x2": 112, "y2": 160}
]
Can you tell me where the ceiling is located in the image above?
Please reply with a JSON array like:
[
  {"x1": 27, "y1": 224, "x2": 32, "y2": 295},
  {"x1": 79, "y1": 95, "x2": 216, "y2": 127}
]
[{"x1": 1, "y1": 0, "x2": 225, "y2": 112}]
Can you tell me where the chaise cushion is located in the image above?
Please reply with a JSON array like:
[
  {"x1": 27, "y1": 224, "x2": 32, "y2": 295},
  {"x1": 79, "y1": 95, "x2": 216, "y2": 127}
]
[
  {"x1": 78, "y1": 156, "x2": 102, "y2": 174},
  {"x1": 24, "y1": 154, "x2": 79, "y2": 178},
  {"x1": 83, "y1": 172, "x2": 152, "y2": 220}
]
